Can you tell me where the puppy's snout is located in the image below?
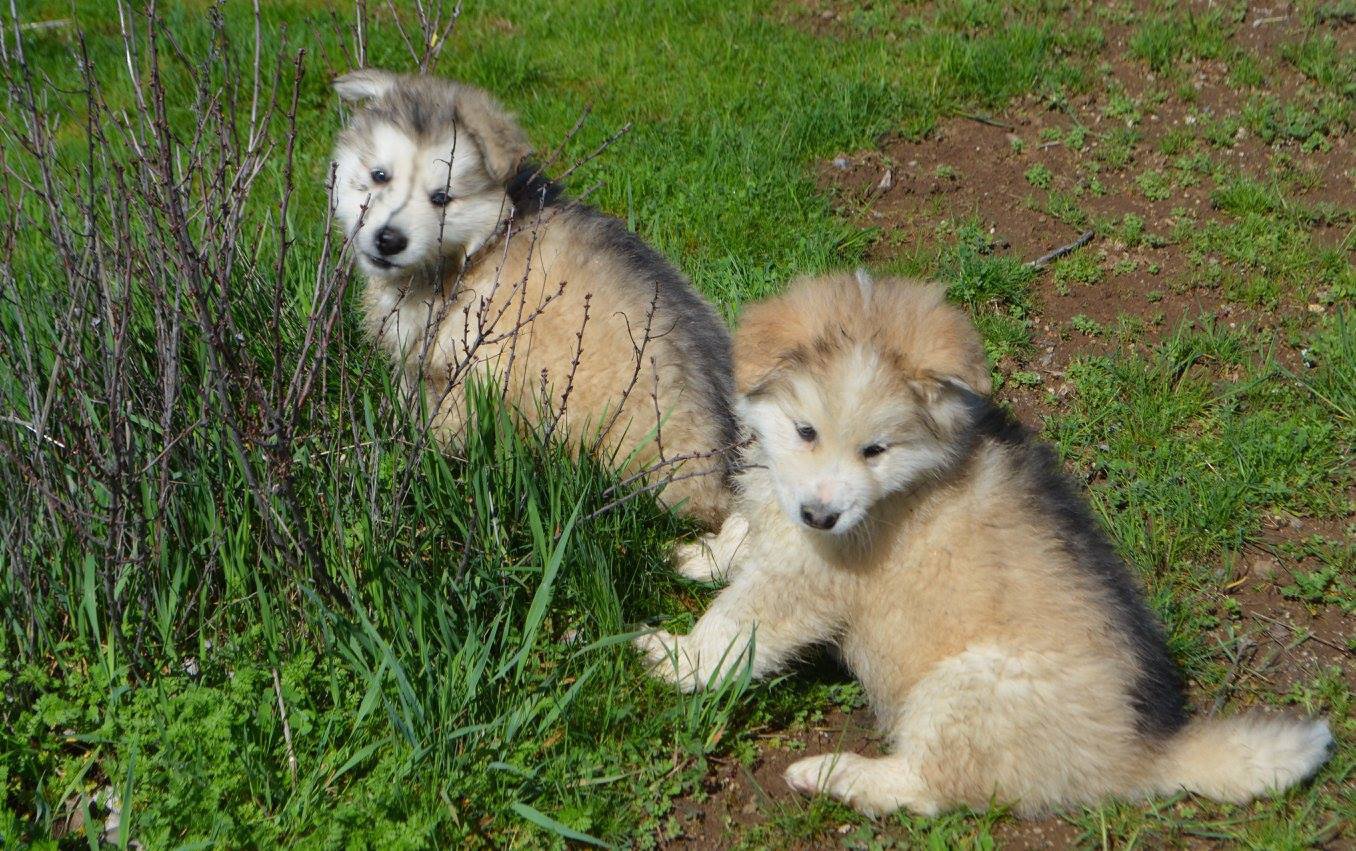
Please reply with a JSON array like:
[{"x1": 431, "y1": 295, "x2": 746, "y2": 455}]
[
  {"x1": 799, "y1": 502, "x2": 841, "y2": 531},
  {"x1": 376, "y1": 225, "x2": 408, "y2": 256}
]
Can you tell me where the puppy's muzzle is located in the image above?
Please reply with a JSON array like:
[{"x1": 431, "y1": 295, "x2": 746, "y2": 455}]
[
  {"x1": 799, "y1": 501, "x2": 840, "y2": 531},
  {"x1": 376, "y1": 225, "x2": 408, "y2": 256}
]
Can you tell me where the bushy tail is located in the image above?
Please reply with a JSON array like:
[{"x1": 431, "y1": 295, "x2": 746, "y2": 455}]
[{"x1": 1154, "y1": 714, "x2": 1333, "y2": 803}]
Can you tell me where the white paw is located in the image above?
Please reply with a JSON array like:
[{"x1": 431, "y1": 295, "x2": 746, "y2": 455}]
[
  {"x1": 633, "y1": 629, "x2": 701, "y2": 692},
  {"x1": 785, "y1": 752, "x2": 864, "y2": 798},
  {"x1": 672, "y1": 538, "x2": 721, "y2": 582},
  {"x1": 785, "y1": 753, "x2": 933, "y2": 818}
]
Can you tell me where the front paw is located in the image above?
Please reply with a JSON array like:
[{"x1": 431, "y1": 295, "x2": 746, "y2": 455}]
[
  {"x1": 633, "y1": 629, "x2": 702, "y2": 692},
  {"x1": 785, "y1": 753, "x2": 937, "y2": 818},
  {"x1": 785, "y1": 752, "x2": 860, "y2": 799},
  {"x1": 672, "y1": 538, "x2": 721, "y2": 582}
]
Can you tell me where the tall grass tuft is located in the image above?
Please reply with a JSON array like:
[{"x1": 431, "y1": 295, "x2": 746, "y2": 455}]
[{"x1": 0, "y1": 4, "x2": 714, "y2": 844}]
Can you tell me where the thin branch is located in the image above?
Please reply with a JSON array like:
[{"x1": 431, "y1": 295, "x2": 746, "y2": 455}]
[{"x1": 1026, "y1": 230, "x2": 1094, "y2": 270}]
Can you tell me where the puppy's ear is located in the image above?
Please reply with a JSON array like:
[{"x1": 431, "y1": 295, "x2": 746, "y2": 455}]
[
  {"x1": 910, "y1": 373, "x2": 981, "y2": 438},
  {"x1": 333, "y1": 68, "x2": 397, "y2": 103},
  {"x1": 911, "y1": 299, "x2": 992, "y2": 396},
  {"x1": 454, "y1": 87, "x2": 533, "y2": 182},
  {"x1": 733, "y1": 296, "x2": 815, "y2": 394}
]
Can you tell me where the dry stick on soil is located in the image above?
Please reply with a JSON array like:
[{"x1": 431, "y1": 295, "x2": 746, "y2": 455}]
[
  {"x1": 1249, "y1": 610, "x2": 1353, "y2": 656},
  {"x1": 1026, "y1": 230, "x2": 1095, "y2": 271},
  {"x1": 958, "y1": 112, "x2": 1015, "y2": 131}
]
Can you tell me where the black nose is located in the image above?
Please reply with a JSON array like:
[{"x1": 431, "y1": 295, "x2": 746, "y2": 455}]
[
  {"x1": 800, "y1": 504, "x2": 840, "y2": 530},
  {"x1": 375, "y1": 226, "x2": 407, "y2": 256}
]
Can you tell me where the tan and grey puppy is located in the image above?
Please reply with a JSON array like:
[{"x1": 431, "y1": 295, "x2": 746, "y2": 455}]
[
  {"x1": 331, "y1": 70, "x2": 736, "y2": 526},
  {"x1": 637, "y1": 271, "x2": 1332, "y2": 815}
]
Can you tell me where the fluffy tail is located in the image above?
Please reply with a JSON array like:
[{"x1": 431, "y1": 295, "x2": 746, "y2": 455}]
[{"x1": 1154, "y1": 714, "x2": 1333, "y2": 803}]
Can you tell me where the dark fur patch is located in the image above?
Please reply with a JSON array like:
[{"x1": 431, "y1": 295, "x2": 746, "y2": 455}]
[
  {"x1": 506, "y1": 161, "x2": 565, "y2": 214},
  {"x1": 373, "y1": 86, "x2": 439, "y2": 139},
  {"x1": 966, "y1": 397, "x2": 1189, "y2": 738}
]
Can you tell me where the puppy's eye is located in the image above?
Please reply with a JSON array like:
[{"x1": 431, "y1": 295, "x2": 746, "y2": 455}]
[
  {"x1": 370, "y1": 168, "x2": 389, "y2": 184},
  {"x1": 795, "y1": 424, "x2": 817, "y2": 442},
  {"x1": 861, "y1": 443, "x2": 887, "y2": 459},
  {"x1": 429, "y1": 190, "x2": 452, "y2": 207}
]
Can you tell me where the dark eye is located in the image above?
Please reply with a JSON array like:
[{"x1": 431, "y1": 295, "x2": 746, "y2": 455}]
[
  {"x1": 795, "y1": 424, "x2": 817, "y2": 442},
  {"x1": 370, "y1": 168, "x2": 389, "y2": 184},
  {"x1": 429, "y1": 190, "x2": 451, "y2": 206},
  {"x1": 862, "y1": 443, "x2": 886, "y2": 459}
]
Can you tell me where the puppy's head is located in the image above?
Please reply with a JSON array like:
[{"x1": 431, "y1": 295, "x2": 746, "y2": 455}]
[
  {"x1": 331, "y1": 69, "x2": 532, "y2": 277},
  {"x1": 735, "y1": 271, "x2": 990, "y2": 536}
]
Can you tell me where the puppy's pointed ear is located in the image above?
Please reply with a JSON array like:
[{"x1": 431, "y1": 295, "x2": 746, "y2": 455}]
[
  {"x1": 909, "y1": 373, "x2": 981, "y2": 437},
  {"x1": 453, "y1": 87, "x2": 532, "y2": 182},
  {"x1": 909, "y1": 295, "x2": 992, "y2": 396},
  {"x1": 733, "y1": 295, "x2": 815, "y2": 395},
  {"x1": 912, "y1": 372, "x2": 981, "y2": 400},
  {"x1": 333, "y1": 69, "x2": 397, "y2": 103}
]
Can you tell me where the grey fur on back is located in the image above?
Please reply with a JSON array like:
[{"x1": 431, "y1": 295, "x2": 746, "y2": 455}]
[{"x1": 554, "y1": 201, "x2": 740, "y2": 478}]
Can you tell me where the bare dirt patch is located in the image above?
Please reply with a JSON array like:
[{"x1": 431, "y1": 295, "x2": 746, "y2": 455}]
[
  {"x1": 816, "y1": 6, "x2": 1353, "y2": 433},
  {"x1": 670, "y1": 705, "x2": 883, "y2": 848},
  {"x1": 1220, "y1": 516, "x2": 1355, "y2": 696}
]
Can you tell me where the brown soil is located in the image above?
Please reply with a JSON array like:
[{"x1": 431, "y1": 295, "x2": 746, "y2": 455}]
[
  {"x1": 1223, "y1": 516, "x2": 1356, "y2": 696},
  {"x1": 669, "y1": 704, "x2": 884, "y2": 849},
  {"x1": 665, "y1": 3, "x2": 1352, "y2": 848}
]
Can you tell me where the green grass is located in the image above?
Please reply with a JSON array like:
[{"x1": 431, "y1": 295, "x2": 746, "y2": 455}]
[
  {"x1": 2, "y1": 1, "x2": 1353, "y2": 848},
  {"x1": 1128, "y1": 10, "x2": 1231, "y2": 75}
]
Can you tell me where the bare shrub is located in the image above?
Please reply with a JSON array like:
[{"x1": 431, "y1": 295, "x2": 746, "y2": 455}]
[{"x1": 0, "y1": 1, "x2": 727, "y2": 675}]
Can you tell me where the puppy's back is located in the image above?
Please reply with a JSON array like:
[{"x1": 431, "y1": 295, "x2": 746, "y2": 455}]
[{"x1": 968, "y1": 401, "x2": 1189, "y2": 738}]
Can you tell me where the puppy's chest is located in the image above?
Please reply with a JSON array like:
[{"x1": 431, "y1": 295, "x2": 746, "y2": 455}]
[
  {"x1": 838, "y1": 537, "x2": 979, "y2": 675},
  {"x1": 365, "y1": 284, "x2": 470, "y2": 367},
  {"x1": 366, "y1": 269, "x2": 541, "y2": 371}
]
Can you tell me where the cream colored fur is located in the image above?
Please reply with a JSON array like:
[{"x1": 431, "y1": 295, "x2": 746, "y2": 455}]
[
  {"x1": 637, "y1": 272, "x2": 1332, "y2": 815},
  {"x1": 331, "y1": 71, "x2": 735, "y2": 526}
]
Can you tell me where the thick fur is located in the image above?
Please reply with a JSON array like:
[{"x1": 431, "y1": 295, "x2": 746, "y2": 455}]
[
  {"x1": 331, "y1": 70, "x2": 737, "y2": 526},
  {"x1": 638, "y1": 272, "x2": 1332, "y2": 815}
]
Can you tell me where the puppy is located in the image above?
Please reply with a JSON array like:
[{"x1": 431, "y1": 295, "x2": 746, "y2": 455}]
[
  {"x1": 331, "y1": 70, "x2": 737, "y2": 526},
  {"x1": 637, "y1": 271, "x2": 1332, "y2": 815}
]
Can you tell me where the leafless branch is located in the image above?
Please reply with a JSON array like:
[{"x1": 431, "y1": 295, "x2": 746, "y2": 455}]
[{"x1": 1026, "y1": 230, "x2": 1094, "y2": 270}]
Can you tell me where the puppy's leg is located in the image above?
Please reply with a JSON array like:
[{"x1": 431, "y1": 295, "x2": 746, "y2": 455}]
[
  {"x1": 673, "y1": 512, "x2": 751, "y2": 582},
  {"x1": 784, "y1": 753, "x2": 940, "y2": 817},
  {"x1": 789, "y1": 645, "x2": 1123, "y2": 816},
  {"x1": 636, "y1": 561, "x2": 841, "y2": 692}
]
